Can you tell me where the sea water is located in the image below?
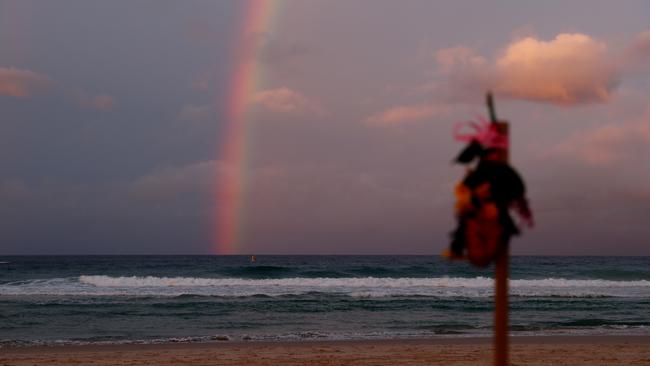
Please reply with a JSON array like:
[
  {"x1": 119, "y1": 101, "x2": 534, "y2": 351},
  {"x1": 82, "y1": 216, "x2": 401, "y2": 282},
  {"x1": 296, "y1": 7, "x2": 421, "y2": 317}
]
[{"x1": 0, "y1": 256, "x2": 648, "y2": 346}]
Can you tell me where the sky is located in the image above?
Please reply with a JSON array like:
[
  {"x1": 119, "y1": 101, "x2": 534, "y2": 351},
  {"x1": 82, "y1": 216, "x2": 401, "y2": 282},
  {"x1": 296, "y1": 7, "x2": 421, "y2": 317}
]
[{"x1": 1, "y1": 0, "x2": 649, "y2": 255}]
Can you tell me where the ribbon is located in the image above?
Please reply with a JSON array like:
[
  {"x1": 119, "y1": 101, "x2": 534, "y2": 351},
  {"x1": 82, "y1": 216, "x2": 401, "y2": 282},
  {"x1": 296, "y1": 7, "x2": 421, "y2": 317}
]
[{"x1": 453, "y1": 116, "x2": 508, "y2": 149}]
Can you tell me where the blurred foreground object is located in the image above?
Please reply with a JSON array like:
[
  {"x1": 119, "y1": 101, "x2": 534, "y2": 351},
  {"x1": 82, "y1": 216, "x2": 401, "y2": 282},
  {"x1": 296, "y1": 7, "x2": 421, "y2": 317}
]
[
  {"x1": 443, "y1": 92, "x2": 533, "y2": 366},
  {"x1": 445, "y1": 107, "x2": 532, "y2": 267}
]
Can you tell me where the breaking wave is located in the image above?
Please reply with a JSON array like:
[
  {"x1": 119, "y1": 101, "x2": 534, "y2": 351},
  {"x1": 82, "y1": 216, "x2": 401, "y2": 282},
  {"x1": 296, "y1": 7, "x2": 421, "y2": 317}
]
[{"x1": 0, "y1": 276, "x2": 648, "y2": 298}]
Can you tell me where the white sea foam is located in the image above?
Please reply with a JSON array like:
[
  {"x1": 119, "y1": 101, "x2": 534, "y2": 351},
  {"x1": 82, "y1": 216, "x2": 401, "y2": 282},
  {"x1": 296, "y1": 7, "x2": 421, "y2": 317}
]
[{"x1": 1, "y1": 276, "x2": 649, "y2": 298}]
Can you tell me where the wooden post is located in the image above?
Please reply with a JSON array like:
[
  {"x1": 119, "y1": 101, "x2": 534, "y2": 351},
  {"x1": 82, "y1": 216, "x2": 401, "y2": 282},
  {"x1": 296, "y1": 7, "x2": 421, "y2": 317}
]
[
  {"x1": 494, "y1": 245, "x2": 509, "y2": 366},
  {"x1": 487, "y1": 92, "x2": 509, "y2": 366}
]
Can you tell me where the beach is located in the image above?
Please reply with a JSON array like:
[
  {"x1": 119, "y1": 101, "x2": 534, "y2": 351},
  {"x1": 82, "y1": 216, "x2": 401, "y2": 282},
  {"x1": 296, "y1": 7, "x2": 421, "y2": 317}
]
[{"x1": 2, "y1": 336, "x2": 650, "y2": 365}]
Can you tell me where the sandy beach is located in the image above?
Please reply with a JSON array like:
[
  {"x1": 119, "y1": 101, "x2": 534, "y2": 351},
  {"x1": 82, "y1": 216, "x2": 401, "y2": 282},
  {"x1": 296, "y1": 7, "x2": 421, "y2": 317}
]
[{"x1": 2, "y1": 336, "x2": 650, "y2": 366}]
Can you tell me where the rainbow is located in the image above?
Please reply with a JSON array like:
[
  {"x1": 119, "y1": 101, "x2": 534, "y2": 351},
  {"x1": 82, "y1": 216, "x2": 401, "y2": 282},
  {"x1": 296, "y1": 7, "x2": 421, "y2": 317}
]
[{"x1": 214, "y1": 0, "x2": 282, "y2": 254}]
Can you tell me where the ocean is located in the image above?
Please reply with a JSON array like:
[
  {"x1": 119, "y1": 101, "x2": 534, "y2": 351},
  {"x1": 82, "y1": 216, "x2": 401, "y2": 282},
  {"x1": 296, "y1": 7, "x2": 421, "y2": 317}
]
[{"x1": 0, "y1": 255, "x2": 649, "y2": 347}]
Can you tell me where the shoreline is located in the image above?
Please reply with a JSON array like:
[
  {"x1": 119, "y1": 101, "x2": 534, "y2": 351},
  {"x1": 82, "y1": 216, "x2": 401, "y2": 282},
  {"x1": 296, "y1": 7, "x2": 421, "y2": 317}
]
[
  {"x1": 3, "y1": 334, "x2": 650, "y2": 352},
  {"x1": 2, "y1": 335, "x2": 650, "y2": 365}
]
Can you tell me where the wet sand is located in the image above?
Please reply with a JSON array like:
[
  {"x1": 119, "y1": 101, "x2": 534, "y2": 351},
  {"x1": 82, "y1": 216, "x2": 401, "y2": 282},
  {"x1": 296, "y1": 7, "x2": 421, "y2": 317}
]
[{"x1": 2, "y1": 336, "x2": 650, "y2": 365}]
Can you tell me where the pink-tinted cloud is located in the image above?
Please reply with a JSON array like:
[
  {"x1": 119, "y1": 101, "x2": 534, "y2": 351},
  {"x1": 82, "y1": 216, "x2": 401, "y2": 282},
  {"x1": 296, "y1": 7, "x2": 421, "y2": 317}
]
[
  {"x1": 437, "y1": 33, "x2": 623, "y2": 105},
  {"x1": 0, "y1": 67, "x2": 53, "y2": 98},
  {"x1": 252, "y1": 86, "x2": 323, "y2": 115},
  {"x1": 547, "y1": 109, "x2": 650, "y2": 165},
  {"x1": 0, "y1": 66, "x2": 115, "y2": 110},
  {"x1": 495, "y1": 34, "x2": 616, "y2": 104},
  {"x1": 623, "y1": 30, "x2": 650, "y2": 73},
  {"x1": 364, "y1": 104, "x2": 449, "y2": 125}
]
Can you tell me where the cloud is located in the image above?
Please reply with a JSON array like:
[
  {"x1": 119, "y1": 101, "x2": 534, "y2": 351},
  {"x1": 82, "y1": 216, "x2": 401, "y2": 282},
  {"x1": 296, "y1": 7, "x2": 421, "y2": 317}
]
[
  {"x1": 70, "y1": 90, "x2": 117, "y2": 110},
  {"x1": 495, "y1": 34, "x2": 616, "y2": 104},
  {"x1": 623, "y1": 30, "x2": 650, "y2": 73},
  {"x1": 0, "y1": 67, "x2": 53, "y2": 98},
  {"x1": 252, "y1": 87, "x2": 323, "y2": 115},
  {"x1": 0, "y1": 179, "x2": 30, "y2": 200},
  {"x1": 436, "y1": 33, "x2": 621, "y2": 105},
  {"x1": 546, "y1": 109, "x2": 650, "y2": 165},
  {"x1": 179, "y1": 103, "x2": 213, "y2": 121},
  {"x1": 0, "y1": 66, "x2": 116, "y2": 110},
  {"x1": 183, "y1": 18, "x2": 216, "y2": 44},
  {"x1": 364, "y1": 104, "x2": 449, "y2": 125},
  {"x1": 129, "y1": 160, "x2": 223, "y2": 201},
  {"x1": 91, "y1": 94, "x2": 116, "y2": 110},
  {"x1": 258, "y1": 36, "x2": 310, "y2": 68},
  {"x1": 436, "y1": 46, "x2": 487, "y2": 74},
  {"x1": 192, "y1": 69, "x2": 213, "y2": 92}
]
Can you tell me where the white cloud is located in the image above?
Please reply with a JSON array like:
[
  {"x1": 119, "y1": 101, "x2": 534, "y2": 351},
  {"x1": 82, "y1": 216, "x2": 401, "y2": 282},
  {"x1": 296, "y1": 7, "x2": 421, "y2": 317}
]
[
  {"x1": 494, "y1": 34, "x2": 616, "y2": 104},
  {"x1": 436, "y1": 33, "x2": 626, "y2": 105}
]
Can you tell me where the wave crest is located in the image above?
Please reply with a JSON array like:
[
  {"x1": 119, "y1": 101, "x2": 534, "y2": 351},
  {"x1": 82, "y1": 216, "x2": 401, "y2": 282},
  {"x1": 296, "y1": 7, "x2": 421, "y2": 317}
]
[{"x1": 0, "y1": 275, "x2": 647, "y2": 298}]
